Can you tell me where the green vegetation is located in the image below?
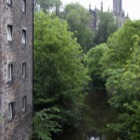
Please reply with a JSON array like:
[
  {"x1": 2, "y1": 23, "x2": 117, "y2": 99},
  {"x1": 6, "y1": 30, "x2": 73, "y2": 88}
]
[
  {"x1": 86, "y1": 43, "x2": 108, "y2": 90},
  {"x1": 86, "y1": 20, "x2": 140, "y2": 140},
  {"x1": 102, "y1": 20, "x2": 140, "y2": 140},
  {"x1": 95, "y1": 12, "x2": 117, "y2": 44},
  {"x1": 34, "y1": 0, "x2": 62, "y2": 15},
  {"x1": 34, "y1": 11, "x2": 89, "y2": 140},
  {"x1": 63, "y1": 3, "x2": 95, "y2": 52},
  {"x1": 33, "y1": 1, "x2": 140, "y2": 140},
  {"x1": 33, "y1": 107, "x2": 61, "y2": 140}
]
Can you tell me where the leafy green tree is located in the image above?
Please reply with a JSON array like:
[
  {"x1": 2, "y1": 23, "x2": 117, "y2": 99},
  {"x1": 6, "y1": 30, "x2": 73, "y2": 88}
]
[
  {"x1": 86, "y1": 43, "x2": 108, "y2": 90},
  {"x1": 95, "y1": 12, "x2": 117, "y2": 44},
  {"x1": 101, "y1": 20, "x2": 140, "y2": 77},
  {"x1": 64, "y1": 3, "x2": 95, "y2": 52},
  {"x1": 33, "y1": 107, "x2": 61, "y2": 140},
  {"x1": 34, "y1": 0, "x2": 62, "y2": 15},
  {"x1": 101, "y1": 20, "x2": 140, "y2": 139},
  {"x1": 106, "y1": 43, "x2": 140, "y2": 139},
  {"x1": 34, "y1": 11, "x2": 89, "y2": 135}
]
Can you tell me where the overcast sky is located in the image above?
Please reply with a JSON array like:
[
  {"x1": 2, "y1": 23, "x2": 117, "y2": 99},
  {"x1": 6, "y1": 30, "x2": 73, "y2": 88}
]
[{"x1": 61, "y1": 0, "x2": 140, "y2": 20}]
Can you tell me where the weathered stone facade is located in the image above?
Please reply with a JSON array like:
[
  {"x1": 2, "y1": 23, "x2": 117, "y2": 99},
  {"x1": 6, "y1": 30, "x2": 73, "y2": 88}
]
[
  {"x1": 0, "y1": 0, "x2": 33, "y2": 140},
  {"x1": 113, "y1": 0, "x2": 126, "y2": 28}
]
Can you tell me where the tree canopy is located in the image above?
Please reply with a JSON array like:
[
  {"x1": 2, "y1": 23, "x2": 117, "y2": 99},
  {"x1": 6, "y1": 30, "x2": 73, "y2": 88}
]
[
  {"x1": 86, "y1": 43, "x2": 108, "y2": 90},
  {"x1": 95, "y1": 11, "x2": 117, "y2": 44},
  {"x1": 101, "y1": 20, "x2": 140, "y2": 140},
  {"x1": 33, "y1": 1, "x2": 140, "y2": 139},
  {"x1": 34, "y1": 12, "x2": 89, "y2": 139},
  {"x1": 34, "y1": 0, "x2": 62, "y2": 15},
  {"x1": 64, "y1": 3, "x2": 95, "y2": 52},
  {"x1": 85, "y1": 20, "x2": 140, "y2": 140}
]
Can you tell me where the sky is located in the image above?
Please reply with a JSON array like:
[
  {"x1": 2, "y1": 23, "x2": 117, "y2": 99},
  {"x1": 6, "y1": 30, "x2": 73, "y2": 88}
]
[{"x1": 61, "y1": 0, "x2": 140, "y2": 20}]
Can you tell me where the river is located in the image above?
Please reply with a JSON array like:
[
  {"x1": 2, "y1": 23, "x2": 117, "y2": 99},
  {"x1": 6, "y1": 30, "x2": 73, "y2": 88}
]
[{"x1": 53, "y1": 92, "x2": 117, "y2": 140}]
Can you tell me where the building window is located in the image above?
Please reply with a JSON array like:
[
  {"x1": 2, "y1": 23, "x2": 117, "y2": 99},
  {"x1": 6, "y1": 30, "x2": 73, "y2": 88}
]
[
  {"x1": 7, "y1": 0, "x2": 12, "y2": 5},
  {"x1": 22, "y1": 0, "x2": 26, "y2": 12},
  {"x1": 8, "y1": 64, "x2": 13, "y2": 81},
  {"x1": 21, "y1": 29, "x2": 26, "y2": 44},
  {"x1": 7, "y1": 25, "x2": 13, "y2": 42},
  {"x1": 8, "y1": 102, "x2": 14, "y2": 119},
  {"x1": 22, "y1": 62, "x2": 26, "y2": 78},
  {"x1": 22, "y1": 96, "x2": 26, "y2": 112}
]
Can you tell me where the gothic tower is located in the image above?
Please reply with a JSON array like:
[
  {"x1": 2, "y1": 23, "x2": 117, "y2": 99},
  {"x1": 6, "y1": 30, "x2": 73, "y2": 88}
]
[
  {"x1": 101, "y1": 1, "x2": 103, "y2": 12},
  {"x1": 113, "y1": 0, "x2": 122, "y2": 15},
  {"x1": 113, "y1": 0, "x2": 125, "y2": 28}
]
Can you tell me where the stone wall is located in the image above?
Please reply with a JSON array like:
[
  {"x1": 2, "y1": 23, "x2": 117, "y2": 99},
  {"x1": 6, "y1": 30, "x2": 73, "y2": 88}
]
[
  {"x1": 0, "y1": 0, "x2": 33, "y2": 139},
  {"x1": 0, "y1": 1, "x2": 4, "y2": 139}
]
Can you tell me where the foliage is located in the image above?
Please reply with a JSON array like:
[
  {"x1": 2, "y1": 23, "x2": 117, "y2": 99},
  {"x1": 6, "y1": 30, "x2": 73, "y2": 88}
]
[
  {"x1": 86, "y1": 43, "x2": 108, "y2": 77},
  {"x1": 33, "y1": 2, "x2": 140, "y2": 140},
  {"x1": 101, "y1": 20, "x2": 140, "y2": 73},
  {"x1": 85, "y1": 20, "x2": 140, "y2": 139},
  {"x1": 85, "y1": 43, "x2": 108, "y2": 90},
  {"x1": 63, "y1": 3, "x2": 95, "y2": 52},
  {"x1": 101, "y1": 20, "x2": 140, "y2": 139},
  {"x1": 34, "y1": 0, "x2": 62, "y2": 15},
  {"x1": 108, "y1": 101, "x2": 140, "y2": 140},
  {"x1": 34, "y1": 11, "x2": 89, "y2": 133},
  {"x1": 95, "y1": 12, "x2": 117, "y2": 44},
  {"x1": 33, "y1": 107, "x2": 61, "y2": 140}
]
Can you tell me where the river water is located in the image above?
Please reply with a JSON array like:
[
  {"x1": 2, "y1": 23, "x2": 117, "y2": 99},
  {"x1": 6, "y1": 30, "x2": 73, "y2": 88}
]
[{"x1": 54, "y1": 92, "x2": 117, "y2": 140}]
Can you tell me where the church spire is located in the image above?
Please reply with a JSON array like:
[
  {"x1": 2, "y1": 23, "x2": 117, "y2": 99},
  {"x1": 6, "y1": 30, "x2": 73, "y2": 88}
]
[
  {"x1": 113, "y1": 0, "x2": 122, "y2": 12},
  {"x1": 108, "y1": 6, "x2": 110, "y2": 12},
  {"x1": 126, "y1": 12, "x2": 129, "y2": 19},
  {"x1": 101, "y1": 0, "x2": 103, "y2": 12},
  {"x1": 89, "y1": 2, "x2": 91, "y2": 11}
]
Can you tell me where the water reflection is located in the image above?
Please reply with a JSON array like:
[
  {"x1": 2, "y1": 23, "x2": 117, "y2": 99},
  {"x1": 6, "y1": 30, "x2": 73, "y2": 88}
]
[
  {"x1": 89, "y1": 136, "x2": 102, "y2": 140},
  {"x1": 90, "y1": 137, "x2": 99, "y2": 140}
]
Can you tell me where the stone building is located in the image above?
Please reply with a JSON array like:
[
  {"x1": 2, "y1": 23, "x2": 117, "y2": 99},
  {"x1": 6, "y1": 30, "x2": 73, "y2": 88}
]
[
  {"x1": 89, "y1": 0, "x2": 127, "y2": 29},
  {"x1": 113, "y1": 0, "x2": 126, "y2": 28},
  {"x1": 0, "y1": 0, "x2": 33, "y2": 139}
]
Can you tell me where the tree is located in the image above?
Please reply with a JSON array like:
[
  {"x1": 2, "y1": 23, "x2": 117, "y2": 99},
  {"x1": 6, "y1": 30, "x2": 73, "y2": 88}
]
[
  {"x1": 34, "y1": 0, "x2": 62, "y2": 15},
  {"x1": 86, "y1": 43, "x2": 108, "y2": 90},
  {"x1": 101, "y1": 20, "x2": 140, "y2": 140},
  {"x1": 33, "y1": 107, "x2": 61, "y2": 140},
  {"x1": 106, "y1": 38, "x2": 140, "y2": 139},
  {"x1": 34, "y1": 12, "x2": 89, "y2": 136},
  {"x1": 64, "y1": 3, "x2": 95, "y2": 52},
  {"x1": 95, "y1": 11, "x2": 117, "y2": 44}
]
